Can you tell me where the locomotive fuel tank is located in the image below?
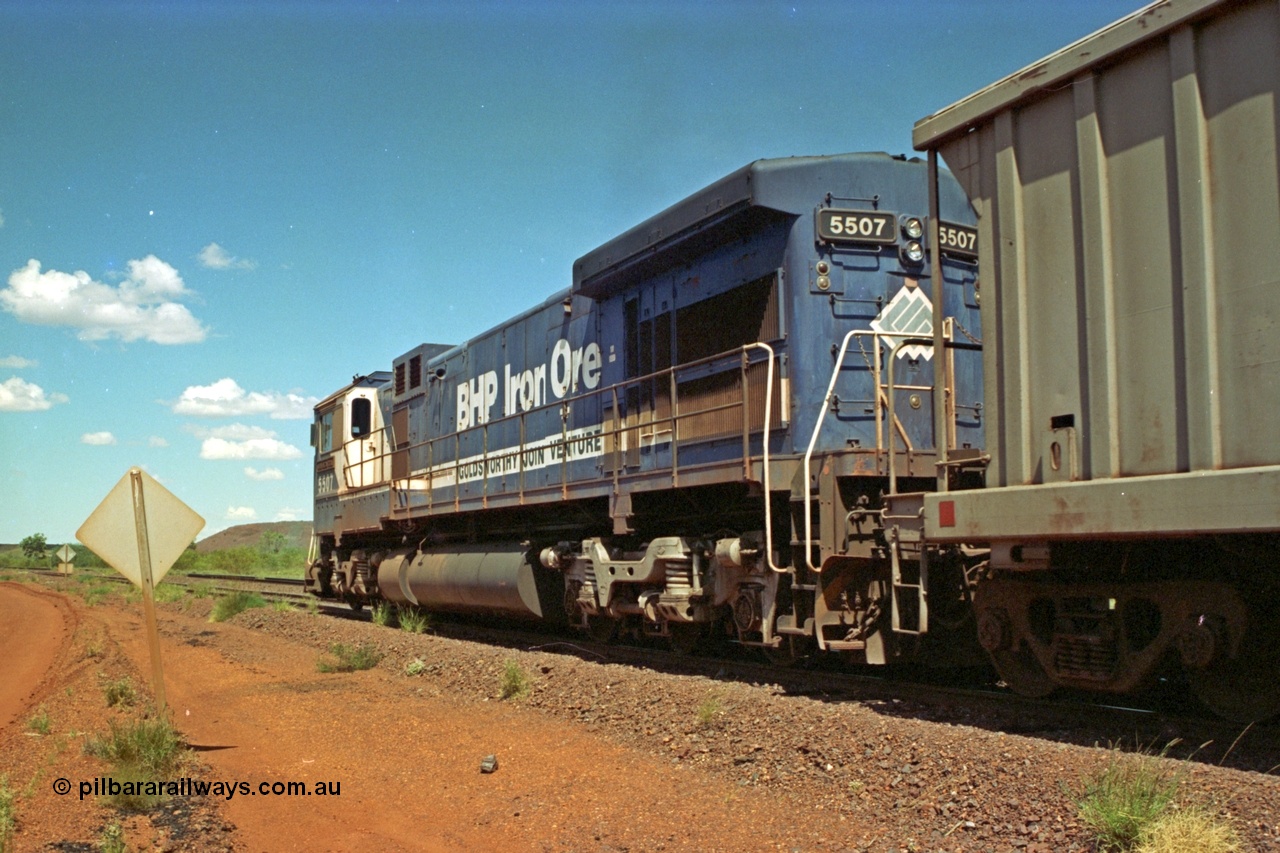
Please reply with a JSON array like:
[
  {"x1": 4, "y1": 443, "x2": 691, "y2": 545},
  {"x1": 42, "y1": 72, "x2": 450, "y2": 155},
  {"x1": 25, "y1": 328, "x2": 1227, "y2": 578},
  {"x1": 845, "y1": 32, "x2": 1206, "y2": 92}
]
[{"x1": 377, "y1": 545, "x2": 566, "y2": 622}]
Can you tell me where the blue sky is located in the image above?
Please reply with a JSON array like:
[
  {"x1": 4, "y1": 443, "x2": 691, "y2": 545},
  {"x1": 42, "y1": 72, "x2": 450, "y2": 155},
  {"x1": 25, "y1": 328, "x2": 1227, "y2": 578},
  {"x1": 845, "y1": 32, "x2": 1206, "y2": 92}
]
[{"x1": 1, "y1": 0, "x2": 1138, "y2": 545}]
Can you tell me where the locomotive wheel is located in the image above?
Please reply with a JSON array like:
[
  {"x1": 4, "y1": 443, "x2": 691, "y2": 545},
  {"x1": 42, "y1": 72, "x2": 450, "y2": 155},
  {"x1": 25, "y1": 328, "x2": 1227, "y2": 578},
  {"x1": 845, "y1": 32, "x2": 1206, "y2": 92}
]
[
  {"x1": 1186, "y1": 613, "x2": 1280, "y2": 722},
  {"x1": 988, "y1": 644, "x2": 1056, "y2": 699},
  {"x1": 347, "y1": 599, "x2": 364, "y2": 613},
  {"x1": 761, "y1": 636, "x2": 809, "y2": 667}
]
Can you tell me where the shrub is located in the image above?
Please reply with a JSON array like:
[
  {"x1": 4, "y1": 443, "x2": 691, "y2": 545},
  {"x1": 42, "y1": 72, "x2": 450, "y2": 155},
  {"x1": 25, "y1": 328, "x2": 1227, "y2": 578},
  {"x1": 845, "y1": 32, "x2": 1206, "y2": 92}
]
[
  {"x1": 317, "y1": 642, "x2": 383, "y2": 673},
  {"x1": 209, "y1": 591, "x2": 267, "y2": 623},
  {"x1": 103, "y1": 677, "x2": 136, "y2": 708},
  {"x1": 201, "y1": 547, "x2": 259, "y2": 575},
  {"x1": 99, "y1": 822, "x2": 126, "y2": 853},
  {"x1": 404, "y1": 657, "x2": 427, "y2": 676},
  {"x1": 499, "y1": 660, "x2": 530, "y2": 700}
]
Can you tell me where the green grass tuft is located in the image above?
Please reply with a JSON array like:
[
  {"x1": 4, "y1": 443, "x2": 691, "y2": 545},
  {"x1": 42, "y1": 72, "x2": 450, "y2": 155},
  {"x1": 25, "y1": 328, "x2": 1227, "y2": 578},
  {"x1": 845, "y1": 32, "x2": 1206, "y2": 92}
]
[
  {"x1": 152, "y1": 584, "x2": 186, "y2": 603},
  {"x1": 208, "y1": 591, "x2": 267, "y2": 622},
  {"x1": 404, "y1": 657, "x2": 427, "y2": 676},
  {"x1": 371, "y1": 601, "x2": 394, "y2": 627},
  {"x1": 26, "y1": 706, "x2": 50, "y2": 735},
  {"x1": 1075, "y1": 745, "x2": 1184, "y2": 852},
  {"x1": 317, "y1": 642, "x2": 383, "y2": 673},
  {"x1": 695, "y1": 693, "x2": 724, "y2": 727},
  {"x1": 0, "y1": 776, "x2": 16, "y2": 853},
  {"x1": 397, "y1": 605, "x2": 430, "y2": 634},
  {"x1": 84, "y1": 715, "x2": 185, "y2": 811},
  {"x1": 499, "y1": 660, "x2": 530, "y2": 700}
]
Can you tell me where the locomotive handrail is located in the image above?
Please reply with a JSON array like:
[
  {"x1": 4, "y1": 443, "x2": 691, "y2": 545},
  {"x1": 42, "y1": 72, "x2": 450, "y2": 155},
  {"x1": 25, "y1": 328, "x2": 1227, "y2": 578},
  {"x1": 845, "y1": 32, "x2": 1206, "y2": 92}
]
[
  {"x1": 742, "y1": 342, "x2": 782, "y2": 573},
  {"x1": 801, "y1": 329, "x2": 881, "y2": 575},
  {"x1": 393, "y1": 343, "x2": 781, "y2": 522},
  {"x1": 339, "y1": 425, "x2": 393, "y2": 491},
  {"x1": 884, "y1": 336, "x2": 982, "y2": 496}
]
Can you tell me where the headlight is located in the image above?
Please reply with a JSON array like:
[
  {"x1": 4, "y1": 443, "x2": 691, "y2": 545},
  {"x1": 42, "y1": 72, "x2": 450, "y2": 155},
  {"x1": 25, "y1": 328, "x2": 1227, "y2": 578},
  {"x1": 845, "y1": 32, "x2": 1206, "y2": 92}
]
[
  {"x1": 902, "y1": 216, "x2": 924, "y2": 240},
  {"x1": 901, "y1": 240, "x2": 925, "y2": 265}
]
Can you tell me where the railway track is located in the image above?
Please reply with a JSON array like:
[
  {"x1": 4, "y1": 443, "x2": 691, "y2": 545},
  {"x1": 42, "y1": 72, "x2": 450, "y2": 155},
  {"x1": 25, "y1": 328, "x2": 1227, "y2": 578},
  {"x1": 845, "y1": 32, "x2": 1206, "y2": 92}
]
[{"x1": 6, "y1": 564, "x2": 1278, "y2": 771}]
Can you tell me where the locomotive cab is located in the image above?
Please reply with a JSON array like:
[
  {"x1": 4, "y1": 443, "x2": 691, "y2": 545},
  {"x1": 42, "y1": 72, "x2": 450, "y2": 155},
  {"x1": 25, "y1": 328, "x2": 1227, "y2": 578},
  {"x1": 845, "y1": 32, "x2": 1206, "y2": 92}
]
[{"x1": 311, "y1": 372, "x2": 394, "y2": 499}]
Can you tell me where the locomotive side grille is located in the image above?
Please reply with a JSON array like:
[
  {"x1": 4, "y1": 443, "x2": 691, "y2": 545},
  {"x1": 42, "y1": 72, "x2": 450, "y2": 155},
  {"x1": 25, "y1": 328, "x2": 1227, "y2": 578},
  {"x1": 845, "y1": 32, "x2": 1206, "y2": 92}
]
[
  {"x1": 409, "y1": 355, "x2": 422, "y2": 389},
  {"x1": 675, "y1": 274, "x2": 779, "y2": 361},
  {"x1": 1052, "y1": 636, "x2": 1118, "y2": 682},
  {"x1": 394, "y1": 363, "x2": 406, "y2": 396}
]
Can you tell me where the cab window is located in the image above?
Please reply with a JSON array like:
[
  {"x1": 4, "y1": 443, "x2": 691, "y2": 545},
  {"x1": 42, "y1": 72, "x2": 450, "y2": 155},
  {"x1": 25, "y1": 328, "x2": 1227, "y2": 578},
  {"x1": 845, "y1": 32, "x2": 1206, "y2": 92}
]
[
  {"x1": 317, "y1": 410, "x2": 334, "y2": 453},
  {"x1": 351, "y1": 398, "x2": 372, "y2": 438}
]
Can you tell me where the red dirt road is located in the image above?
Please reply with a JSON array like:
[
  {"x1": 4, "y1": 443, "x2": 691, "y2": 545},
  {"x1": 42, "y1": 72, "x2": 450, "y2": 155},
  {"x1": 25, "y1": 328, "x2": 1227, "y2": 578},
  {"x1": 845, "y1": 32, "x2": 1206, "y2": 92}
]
[
  {"x1": 0, "y1": 582, "x2": 75, "y2": 730},
  {"x1": 0, "y1": 582, "x2": 845, "y2": 852}
]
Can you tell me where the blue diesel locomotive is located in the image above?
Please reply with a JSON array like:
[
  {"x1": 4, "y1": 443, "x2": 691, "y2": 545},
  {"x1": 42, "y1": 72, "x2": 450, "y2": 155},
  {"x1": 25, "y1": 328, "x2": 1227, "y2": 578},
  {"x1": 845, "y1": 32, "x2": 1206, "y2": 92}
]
[{"x1": 307, "y1": 152, "x2": 985, "y2": 664}]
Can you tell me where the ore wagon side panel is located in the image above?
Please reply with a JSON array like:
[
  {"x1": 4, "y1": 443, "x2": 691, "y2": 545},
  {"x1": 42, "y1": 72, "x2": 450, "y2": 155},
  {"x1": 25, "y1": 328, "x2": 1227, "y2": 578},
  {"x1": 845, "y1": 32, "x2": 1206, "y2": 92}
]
[{"x1": 916, "y1": 0, "x2": 1280, "y2": 497}]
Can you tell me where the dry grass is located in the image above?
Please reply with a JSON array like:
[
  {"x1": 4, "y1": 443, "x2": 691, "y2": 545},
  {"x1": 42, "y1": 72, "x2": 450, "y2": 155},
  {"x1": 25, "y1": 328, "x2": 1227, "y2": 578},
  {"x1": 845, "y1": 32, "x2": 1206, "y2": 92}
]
[{"x1": 1135, "y1": 807, "x2": 1242, "y2": 853}]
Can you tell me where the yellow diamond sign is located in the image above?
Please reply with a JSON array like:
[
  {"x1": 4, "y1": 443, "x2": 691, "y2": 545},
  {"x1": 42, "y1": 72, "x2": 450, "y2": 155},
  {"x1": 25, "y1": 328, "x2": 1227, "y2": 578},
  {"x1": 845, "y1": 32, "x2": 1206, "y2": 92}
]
[{"x1": 76, "y1": 467, "x2": 205, "y2": 588}]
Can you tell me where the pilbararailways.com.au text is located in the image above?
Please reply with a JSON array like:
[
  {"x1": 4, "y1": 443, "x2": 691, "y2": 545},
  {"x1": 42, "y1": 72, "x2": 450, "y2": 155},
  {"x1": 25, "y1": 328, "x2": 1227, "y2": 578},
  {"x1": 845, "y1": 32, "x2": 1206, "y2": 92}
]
[{"x1": 65, "y1": 777, "x2": 340, "y2": 801}]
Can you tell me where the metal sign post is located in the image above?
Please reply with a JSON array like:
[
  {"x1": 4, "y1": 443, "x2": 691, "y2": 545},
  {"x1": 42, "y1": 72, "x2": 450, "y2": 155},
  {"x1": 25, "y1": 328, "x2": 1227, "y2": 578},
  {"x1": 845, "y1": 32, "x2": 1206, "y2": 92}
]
[
  {"x1": 77, "y1": 467, "x2": 205, "y2": 719},
  {"x1": 130, "y1": 470, "x2": 168, "y2": 716}
]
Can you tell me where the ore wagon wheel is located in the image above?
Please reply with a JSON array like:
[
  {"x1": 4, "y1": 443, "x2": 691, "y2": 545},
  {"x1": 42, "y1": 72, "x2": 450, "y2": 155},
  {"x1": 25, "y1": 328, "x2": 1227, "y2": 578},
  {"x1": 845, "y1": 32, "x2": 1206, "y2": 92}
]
[
  {"x1": 587, "y1": 615, "x2": 617, "y2": 644},
  {"x1": 977, "y1": 607, "x2": 1056, "y2": 698},
  {"x1": 1185, "y1": 609, "x2": 1280, "y2": 723},
  {"x1": 668, "y1": 624, "x2": 701, "y2": 656},
  {"x1": 988, "y1": 644, "x2": 1057, "y2": 699}
]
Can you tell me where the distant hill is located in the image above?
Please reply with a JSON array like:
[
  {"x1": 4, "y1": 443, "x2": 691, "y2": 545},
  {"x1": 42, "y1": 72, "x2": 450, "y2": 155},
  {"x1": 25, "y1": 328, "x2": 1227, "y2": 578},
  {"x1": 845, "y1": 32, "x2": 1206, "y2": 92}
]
[{"x1": 195, "y1": 521, "x2": 312, "y2": 553}]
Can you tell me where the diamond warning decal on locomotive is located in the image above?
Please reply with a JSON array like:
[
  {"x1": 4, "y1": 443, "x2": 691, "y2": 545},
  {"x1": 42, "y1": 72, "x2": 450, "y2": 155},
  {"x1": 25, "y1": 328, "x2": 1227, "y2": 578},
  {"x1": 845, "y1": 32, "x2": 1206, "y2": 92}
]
[{"x1": 871, "y1": 283, "x2": 933, "y2": 360}]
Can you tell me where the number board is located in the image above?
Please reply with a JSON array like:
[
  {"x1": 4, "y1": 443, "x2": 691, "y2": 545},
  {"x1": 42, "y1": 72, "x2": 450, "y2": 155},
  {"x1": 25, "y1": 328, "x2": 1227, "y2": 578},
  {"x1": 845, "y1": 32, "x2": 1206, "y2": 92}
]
[
  {"x1": 937, "y1": 221, "x2": 978, "y2": 259},
  {"x1": 816, "y1": 209, "x2": 896, "y2": 245}
]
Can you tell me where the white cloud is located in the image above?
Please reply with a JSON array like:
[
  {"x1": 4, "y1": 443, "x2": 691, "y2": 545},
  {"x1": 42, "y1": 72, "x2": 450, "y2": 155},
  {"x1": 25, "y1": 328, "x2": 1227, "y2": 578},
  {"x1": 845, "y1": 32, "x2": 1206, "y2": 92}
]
[
  {"x1": 199, "y1": 424, "x2": 302, "y2": 460},
  {"x1": 173, "y1": 378, "x2": 317, "y2": 419},
  {"x1": 2, "y1": 256, "x2": 206, "y2": 344},
  {"x1": 198, "y1": 242, "x2": 256, "y2": 271},
  {"x1": 244, "y1": 466, "x2": 284, "y2": 481},
  {"x1": 81, "y1": 431, "x2": 117, "y2": 446},
  {"x1": 0, "y1": 356, "x2": 32, "y2": 369},
  {"x1": 226, "y1": 506, "x2": 258, "y2": 521},
  {"x1": 275, "y1": 507, "x2": 302, "y2": 521},
  {"x1": 148, "y1": 435, "x2": 169, "y2": 448},
  {"x1": 0, "y1": 376, "x2": 68, "y2": 411}
]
